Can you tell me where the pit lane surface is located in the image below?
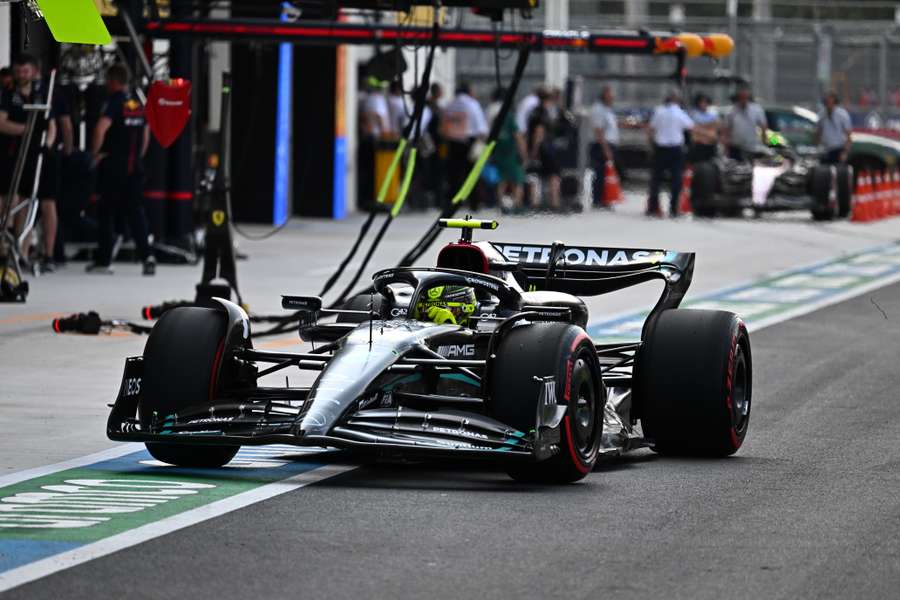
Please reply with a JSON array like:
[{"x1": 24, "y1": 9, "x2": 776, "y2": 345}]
[{"x1": 4, "y1": 278, "x2": 900, "y2": 599}]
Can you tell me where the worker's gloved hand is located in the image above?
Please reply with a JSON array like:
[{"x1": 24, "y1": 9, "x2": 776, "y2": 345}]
[{"x1": 427, "y1": 305, "x2": 457, "y2": 325}]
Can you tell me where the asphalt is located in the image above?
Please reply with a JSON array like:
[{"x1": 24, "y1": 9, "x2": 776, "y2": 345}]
[{"x1": 6, "y1": 277, "x2": 900, "y2": 600}]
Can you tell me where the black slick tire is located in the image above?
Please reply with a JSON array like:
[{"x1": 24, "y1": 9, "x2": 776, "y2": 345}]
[
  {"x1": 636, "y1": 309, "x2": 751, "y2": 456},
  {"x1": 691, "y1": 161, "x2": 718, "y2": 218},
  {"x1": 139, "y1": 307, "x2": 239, "y2": 467},
  {"x1": 809, "y1": 164, "x2": 835, "y2": 221},
  {"x1": 490, "y1": 322, "x2": 605, "y2": 483},
  {"x1": 836, "y1": 164, "x2": 852, "y2": 218}
]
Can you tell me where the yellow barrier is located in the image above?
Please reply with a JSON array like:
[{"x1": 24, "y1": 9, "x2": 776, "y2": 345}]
[{"x1": 374, "y1": 142, "x2": 401, "y2": 205}]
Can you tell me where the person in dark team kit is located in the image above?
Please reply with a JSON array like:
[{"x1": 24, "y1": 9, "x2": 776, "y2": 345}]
[
  {"x1": 88, "y1": 64, "x2": 155, "y2": 275},
  {"x1": 0, "y1": 54, "x2": 48, "y2": 233}
]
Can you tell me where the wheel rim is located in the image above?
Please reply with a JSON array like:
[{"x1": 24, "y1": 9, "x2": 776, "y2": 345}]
[
  {"x1": 571, "y1": 356, "x2": 597, "y2": 455},
  {"x1": 731, "y1": 346, "x2": 750, "y2": 435}
]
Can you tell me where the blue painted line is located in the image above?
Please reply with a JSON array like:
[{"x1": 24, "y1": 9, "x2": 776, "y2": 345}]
[{"x1": 0, "y1": 541, "x2": 81, "y2": 572}]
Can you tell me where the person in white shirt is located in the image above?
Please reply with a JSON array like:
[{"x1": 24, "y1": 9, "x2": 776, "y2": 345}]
[
  {"x1": 647, "y1": 90, "x2": 695, "y2": 217},
  {"x1": 815, "y1": 91, "x2": 852, "y2": 165},
  {"x1": 439, "y1": 82, "x2": 488, "y2": 209},
  {"x1": 515, "y1": 86, "x2": 544, "y2": 136},
  {"x1": 723, "y1": 86, "x2": 767, "y2": 161},
  {"x1": 357, "y1": 79, "x2": 390, "y2": 209},
  {"x1": 687, "y1": 92, "x2": 719, "y2": 163},
  {"x1": 386, "y1": 80, "x2": 408, "y2": 139},
  {"x1": 589, "y1": 85, "x2": 620, "y2": 208},
  {"x1": 360, "y1": 81, "x2": 391, "y2": 140}
]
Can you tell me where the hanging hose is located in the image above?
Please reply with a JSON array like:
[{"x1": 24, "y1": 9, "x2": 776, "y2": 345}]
[
  {"x1": 395, "y1": 45, "x2": 532, "y2": 270},
  {"x1": 328, "y1": 19, "x2": 440, "y2": 308},
  {"x1": 318, "y1": 16, "x2": 440, "y2": 300},
  {"x1": 331, "y1": 147, "x2": 418, "y2": 307}
]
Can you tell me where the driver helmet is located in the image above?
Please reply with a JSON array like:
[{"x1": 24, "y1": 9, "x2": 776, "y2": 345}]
[{"x1": 417, "y1": 285, "x2": 477, "y2": 326}]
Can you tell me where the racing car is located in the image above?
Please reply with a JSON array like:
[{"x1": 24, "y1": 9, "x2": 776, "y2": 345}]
[
  {"x1": 107, "y1": 218, "x2": 752, "y2": 483},
  {"x1": 689, "y1": 135, "x2": 854, "y2": 220}
]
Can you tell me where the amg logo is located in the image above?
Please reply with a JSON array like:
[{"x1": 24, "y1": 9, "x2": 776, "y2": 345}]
[
  {"x1": 496, "y1": 245, "x2": 663, "y2": 267},
  {"x1": 437, "y1": 344, "x2": 476, "y2": 358}
]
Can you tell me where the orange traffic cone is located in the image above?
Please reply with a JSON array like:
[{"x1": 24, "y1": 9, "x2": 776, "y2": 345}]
[
  {"x1": 891, "y1": 169, "x2": 900, "y2": 216},
  {"x1": 876, "y1": 171, "x2": 889, "y2": 220},
  {"x1": 679, "y1": 166, "x2": 693, "y2": 214},
  {"x1": 851, "y1": 170, "x2": 870, "y2": 223},
  {"x1": 862, "y1": 171, "x2": 875, "y2": 221},
  {"x1": 603, "y1": 161, "x2": 623, "y2": 205},
  {"x1": 887, "y1": 169, "x2": 896, "y2": 217}
]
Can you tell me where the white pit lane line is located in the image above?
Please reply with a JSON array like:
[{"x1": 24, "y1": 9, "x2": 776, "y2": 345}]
[
  {"x1": 2, "y1": 242, "x2": 900, "y2": 591},
  {"x1": 0, "y1": 463, "x2": 356, "y2": 592}
]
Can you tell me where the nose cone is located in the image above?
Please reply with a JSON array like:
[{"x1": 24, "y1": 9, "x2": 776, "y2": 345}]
[{"x1": 298, "y1": 320, "x2": 455, "y2": 436}]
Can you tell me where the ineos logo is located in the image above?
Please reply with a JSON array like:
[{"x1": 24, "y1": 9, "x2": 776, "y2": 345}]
[{"x1": 124, "y1": 378, "x2": 141, "y2": 397}]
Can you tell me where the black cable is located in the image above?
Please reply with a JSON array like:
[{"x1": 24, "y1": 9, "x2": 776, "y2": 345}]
[
  {"x1": 395, "y1": 44, "x2": 532, "y2": 270},
  {"x1": 329, "y1": 17, "x2": 439, "y2": 308},
  {"x1": 316, "y1": 212, "x2": 376, "y2": 297},
  {"x1": 330, "y1": 216, "x2": 393, "y2": 307}
]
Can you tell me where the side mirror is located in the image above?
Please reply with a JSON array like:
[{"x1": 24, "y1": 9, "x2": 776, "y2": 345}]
[{"x1": 282, "y1": 295, "x2": 323, "y2": 332}]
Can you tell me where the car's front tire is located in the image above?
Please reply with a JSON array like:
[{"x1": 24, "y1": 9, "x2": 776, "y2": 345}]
[
  {"x1": 139, "y1": 307, "x2": 240, "y2": 467},
  {"x1": 490, "y1": 322, "x2": 605, "y2": 483},
  {"x1": 636, "y1": 309, "x2": 751, "y2": 456}
]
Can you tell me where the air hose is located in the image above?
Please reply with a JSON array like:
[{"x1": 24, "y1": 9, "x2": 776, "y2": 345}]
[
  {"x1": 395, "y1": 45, "x2": 532, "y2": 270},
  {"x1": 328, "y1": 19, "x2": 440, "y2": 308}
]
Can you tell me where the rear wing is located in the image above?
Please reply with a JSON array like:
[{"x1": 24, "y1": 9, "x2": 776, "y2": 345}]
[{"x1": 489, "y1": 242, "x2": 695, "y2": 334}]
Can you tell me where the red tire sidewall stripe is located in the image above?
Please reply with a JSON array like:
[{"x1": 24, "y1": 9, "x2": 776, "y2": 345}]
[
  {"x1": 209, "y1": 338, "x2": 226, "y2": 403},
  {"x1": 724, "y1": 321, "x2": 746, "y2": 451},
  {"x1": 563, "y1": 331, "x2": 592, "y2": 473},
  {"x1": 563, "y1": 415, "x2": 591, "y2": 474}
]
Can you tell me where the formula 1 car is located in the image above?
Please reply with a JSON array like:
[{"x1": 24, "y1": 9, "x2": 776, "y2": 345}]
[
  {"x1": 689, "y1": 141, "x2": 853, "y2": 220},
  {"x1": 107, "y1": 219, "x2": 752, "y2": 483}
]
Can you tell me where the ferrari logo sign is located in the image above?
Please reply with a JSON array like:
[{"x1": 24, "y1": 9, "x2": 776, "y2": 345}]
[
  {"x1": 211, "y1": 210, "x2": 225, "y2": 227},
  {"x1": 146, "y1": 79, "x2": 192, "y2": 148}
]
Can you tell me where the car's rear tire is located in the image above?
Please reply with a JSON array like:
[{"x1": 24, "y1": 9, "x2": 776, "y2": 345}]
[
  {"x1": 636, "y1": 309, "x2": 751, "y2": 456},
  {"x1": 490, "y1": 322, "x2": 605, "y2": 483},
  {"x1": 836, "y1": 164, "x2": 853, "y2": 218},
  {"x1": 139, "y1": 307, "x2": 239, "y2": 467},
  {"x1": 691, "y1": 161, "x2": 718, "y2": 218},
  {"x1": 809, "y1": 164, "x2": 835, "y2": 221}
]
